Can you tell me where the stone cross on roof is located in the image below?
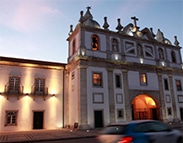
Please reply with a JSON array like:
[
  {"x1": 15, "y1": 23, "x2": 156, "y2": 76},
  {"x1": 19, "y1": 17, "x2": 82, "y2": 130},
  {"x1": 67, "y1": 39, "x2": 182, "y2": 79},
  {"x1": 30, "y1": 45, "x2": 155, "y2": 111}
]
[
  {"x1": 86, "y1": 6, "x2": 91, "y2": 11},
  {"x1": 131, "y1": 16, "x2": 139, "y2": 27}
]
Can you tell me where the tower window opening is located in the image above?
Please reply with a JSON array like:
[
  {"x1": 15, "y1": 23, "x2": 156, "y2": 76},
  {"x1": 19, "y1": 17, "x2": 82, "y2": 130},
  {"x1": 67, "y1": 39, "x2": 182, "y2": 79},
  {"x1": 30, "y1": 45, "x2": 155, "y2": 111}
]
[
  {"x1": 92, "y1": 35, "x2": 99, "y2": 51},
  {"x1": 140, "y1": 73, "x2": 147, "y2": 85}
]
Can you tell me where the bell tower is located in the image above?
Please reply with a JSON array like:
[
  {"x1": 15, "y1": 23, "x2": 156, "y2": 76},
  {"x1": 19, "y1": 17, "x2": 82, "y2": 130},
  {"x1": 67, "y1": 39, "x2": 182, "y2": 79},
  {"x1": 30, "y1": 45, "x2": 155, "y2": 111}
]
[{"x1": 65, "y1": 7, "x2": 101, "y2": 129}]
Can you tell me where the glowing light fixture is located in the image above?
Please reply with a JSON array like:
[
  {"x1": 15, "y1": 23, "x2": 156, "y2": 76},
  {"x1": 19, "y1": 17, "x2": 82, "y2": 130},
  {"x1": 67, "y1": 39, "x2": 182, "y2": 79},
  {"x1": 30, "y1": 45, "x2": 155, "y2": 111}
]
[
  {"x1": 139, "y1": 58, "x2": 143, "y2": 64},
  {"x1": 161, "y1": 61, "x2": 165, "y2": 67},
  {"x1": 78, "y1": 49, "x2": 85, "y2": 56},
  {"x1": 51, "y1": 94, "x2": 56, "y2": 97},
  {"x1": 114, "y1": 54, "x2": 119, "y2": 60}
]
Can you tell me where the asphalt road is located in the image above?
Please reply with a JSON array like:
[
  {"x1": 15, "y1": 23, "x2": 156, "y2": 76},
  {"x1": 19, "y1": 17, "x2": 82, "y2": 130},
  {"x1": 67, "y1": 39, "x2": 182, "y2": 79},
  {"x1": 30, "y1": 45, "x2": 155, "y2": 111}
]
[{"x1": 33, "y1": 137, "x2": 100, "y2": 143}]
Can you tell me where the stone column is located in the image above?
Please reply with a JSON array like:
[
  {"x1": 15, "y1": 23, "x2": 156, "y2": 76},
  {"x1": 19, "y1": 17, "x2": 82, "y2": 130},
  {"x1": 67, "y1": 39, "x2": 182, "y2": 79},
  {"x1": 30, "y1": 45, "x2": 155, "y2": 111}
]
[
  {"x1": 168, "y1": 74, "x2": 178, "y2": 121},
  {"x1": 78, "y1": 66, "x2": 89, "y2": 129},
  {"x1": 122, "y1": 70, "x2": 131, "y2": 121},
  {"x1": 107, "y1": 68, "x2": 115, "y2": 123},
  {"x1": 157, "y1": 73, "x2": 166, "y2": 121}
]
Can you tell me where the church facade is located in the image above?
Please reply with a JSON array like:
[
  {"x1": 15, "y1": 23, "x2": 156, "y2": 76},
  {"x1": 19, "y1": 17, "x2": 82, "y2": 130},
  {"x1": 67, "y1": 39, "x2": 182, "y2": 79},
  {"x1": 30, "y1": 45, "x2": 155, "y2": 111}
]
[{"x1": 0, "y1": 7, "x2": 183, "y2": 131}]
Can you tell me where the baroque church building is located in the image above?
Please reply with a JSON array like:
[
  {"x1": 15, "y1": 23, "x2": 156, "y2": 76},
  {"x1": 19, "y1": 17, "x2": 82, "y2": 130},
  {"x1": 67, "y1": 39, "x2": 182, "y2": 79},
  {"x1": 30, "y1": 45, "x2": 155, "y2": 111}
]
[{"x1": 0, "y1": 7, "x2": 183, "y2": 131}]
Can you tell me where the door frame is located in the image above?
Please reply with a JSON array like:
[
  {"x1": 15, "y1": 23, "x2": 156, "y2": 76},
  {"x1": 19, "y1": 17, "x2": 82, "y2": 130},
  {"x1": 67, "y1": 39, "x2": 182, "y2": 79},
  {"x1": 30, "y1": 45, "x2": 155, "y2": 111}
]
[
  {"x1": 94, "y1": 110, "x2": 104, "y2": 128},
  {"x1": 32, "y1": 110, "x2": 44, "y2": 129},
  {"x1": 131, "y1": 94, "x2": 160, "y2": 120}
]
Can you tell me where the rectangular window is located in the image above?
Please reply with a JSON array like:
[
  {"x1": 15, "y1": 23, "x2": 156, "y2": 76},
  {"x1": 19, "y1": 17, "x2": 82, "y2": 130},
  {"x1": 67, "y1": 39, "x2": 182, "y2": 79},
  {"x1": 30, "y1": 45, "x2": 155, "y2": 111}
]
[
  {"x1": 93, "y1": 73, "x2": 102, "y2": 87},
  {"x1": 115, "y1": 74, "x2": 121, "y2": 88},
  {"x1": 9, "y1": 77, "x2": 20, "y2": 93},
  {"x1": 167, "y1": 108, "x2": 172, "y2": 115},
  {"x1": 178, "y1": 95, "x2": 183, "y2": 103},
  {"x1": 5, "y1": 111, "x2": 18, "y2": 126},
  {"x1": 176, "y1": 80, "x2": 182, "y2": 91},
  {"x1": 117, "y1": 109, "x2": 124, "y2": 118},
  {"x1": 71, "y1": 71, "x2": 75, "y2": 80},
  {"x1": 35, "y1": 78, "x2": 45, "y2": 94},
  {"x1": 180, "y1": 108, "x2": 183, "y2": 120},
  {"x1": 164, "y1": 78, "x2": 169, "y2": 90},
  {"x1": 166, "y1": 94, "x2": 171, "y2": 103},
  {"x1": 140, "y1": 73, "x2": 147, "y2": 85}
]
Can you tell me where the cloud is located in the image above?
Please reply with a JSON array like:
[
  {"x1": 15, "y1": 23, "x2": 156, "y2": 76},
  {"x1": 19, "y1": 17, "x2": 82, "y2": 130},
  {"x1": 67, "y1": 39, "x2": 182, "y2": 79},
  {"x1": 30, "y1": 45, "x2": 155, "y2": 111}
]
[{"x1": 0, "y1": 0, "x2": 61, "y2": 33}]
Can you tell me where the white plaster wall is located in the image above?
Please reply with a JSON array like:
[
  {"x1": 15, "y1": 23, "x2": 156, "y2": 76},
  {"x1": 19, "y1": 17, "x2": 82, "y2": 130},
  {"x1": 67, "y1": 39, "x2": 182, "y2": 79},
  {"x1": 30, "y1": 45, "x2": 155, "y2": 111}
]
[
  {"x1": 69, "y1": 31, "x2": 80, "y2": 56},
  {"x1": 125, "y1": 57, "x2": 140, "y2": 63},
  {"x1": 0, "y1": 65, "x2": 64, "y2": 131},
  {"x1": 128, "y1": 71, "x2": 159, "y2": 90},
  {"x1": 68, "y1": 69, "x2": 79, "y2": 126},
  {"x1": 87, "y1": 67, "x2": 109, "y2": 128},
  {"x1": 142, "y1": 59, "x2": 156, "y2": 65},
  {"x1": 68, "y1": 31, "x2": 81, "y2": 62}
]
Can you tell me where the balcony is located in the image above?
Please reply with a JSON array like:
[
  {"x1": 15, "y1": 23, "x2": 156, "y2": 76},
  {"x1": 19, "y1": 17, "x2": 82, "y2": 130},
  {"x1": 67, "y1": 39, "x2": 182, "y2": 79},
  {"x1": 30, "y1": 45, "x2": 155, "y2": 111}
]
[
  {"x1": 31, "y1": 85, "x2": 48, "y2": 100},
  {"x1": 4, "y1": 83, "x2": 24, "y2": 99}
]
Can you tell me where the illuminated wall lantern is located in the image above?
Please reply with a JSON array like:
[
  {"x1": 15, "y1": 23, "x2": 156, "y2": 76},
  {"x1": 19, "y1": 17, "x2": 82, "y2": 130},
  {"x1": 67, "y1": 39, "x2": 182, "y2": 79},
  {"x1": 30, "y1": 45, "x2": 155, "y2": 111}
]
[
  {"x1": 114, "y1": 54, "x2": 119, "y2": 60},
  {"x1": 78, "y1": 48, "x2": 85, "y2": 56},
  {"x1": 181, "y1": 64, "x2": 183, "y2": 70},
  {"x1": 51, "y1": 94, "x2": 56, "y2": 97},
  {"x1": 139, "y1": 58, "x2": 143, "y2": 64},
  {"x1": 161, "y1": 61, "x2": 165, "y2": 67}
]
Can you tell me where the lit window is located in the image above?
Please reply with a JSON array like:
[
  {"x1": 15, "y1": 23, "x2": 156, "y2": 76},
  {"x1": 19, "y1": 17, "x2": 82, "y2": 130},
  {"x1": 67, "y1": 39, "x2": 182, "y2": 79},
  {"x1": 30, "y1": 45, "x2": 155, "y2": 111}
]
[
  {"x1": 9, "y1": 76, "x2": 20, "y2": 93},
  {"x1": 92, "y1": 35, "x2": 99, "y2": 51},
  {"x1": 5, "y1": 111, "x2": 18, "y2": 126},
  {"x1": 34, "y1": 78, "x2": 45, "y2": 95},
  {"x1": 115, "y1": 74, "x2": 121, "y2": 88},
  {"x1": 93, "y1": 73, "x2": 102, "y2": 87},
  {"x1": 112, "y1": 38, "x2": 119, "y2": 52},
  {"x1": 140, "y1": 73, "x2": 147, "y2": 85},
  {"x1": 176, "y1": 80, "x2": 182, "y2": 91}
]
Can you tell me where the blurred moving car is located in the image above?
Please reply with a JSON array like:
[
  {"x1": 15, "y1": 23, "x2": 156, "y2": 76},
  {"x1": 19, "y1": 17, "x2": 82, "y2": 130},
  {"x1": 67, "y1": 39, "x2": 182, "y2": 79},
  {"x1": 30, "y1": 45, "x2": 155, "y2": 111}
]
[{"x1": 97, "y1": 120, "x2": 182, "y2": 143}]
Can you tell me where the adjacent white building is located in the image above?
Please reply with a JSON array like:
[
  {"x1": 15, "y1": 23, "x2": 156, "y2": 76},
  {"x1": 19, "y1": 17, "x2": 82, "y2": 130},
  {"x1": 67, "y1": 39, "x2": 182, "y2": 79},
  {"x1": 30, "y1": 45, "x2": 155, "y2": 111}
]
[
  {"x1": 0, "y1": 57, "x2": 66, "y2": 131},
  {"x1": 0, "y1": 7, "x2": 183, "y2": 131}
]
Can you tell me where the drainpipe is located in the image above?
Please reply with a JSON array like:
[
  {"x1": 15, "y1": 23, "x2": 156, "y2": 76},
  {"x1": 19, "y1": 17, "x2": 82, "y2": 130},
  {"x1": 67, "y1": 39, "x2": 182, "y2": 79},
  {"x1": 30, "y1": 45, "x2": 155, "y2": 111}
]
[{"x1": 62, "y1": 69, "x2": 65, "y2": 128}]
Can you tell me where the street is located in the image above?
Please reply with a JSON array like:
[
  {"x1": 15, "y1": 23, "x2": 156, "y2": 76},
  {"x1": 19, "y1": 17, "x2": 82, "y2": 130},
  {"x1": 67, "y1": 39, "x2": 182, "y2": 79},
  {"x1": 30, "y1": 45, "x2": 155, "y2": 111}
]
[{"x1": 33, "y1": 137, "x2": 100, "y2": 143}]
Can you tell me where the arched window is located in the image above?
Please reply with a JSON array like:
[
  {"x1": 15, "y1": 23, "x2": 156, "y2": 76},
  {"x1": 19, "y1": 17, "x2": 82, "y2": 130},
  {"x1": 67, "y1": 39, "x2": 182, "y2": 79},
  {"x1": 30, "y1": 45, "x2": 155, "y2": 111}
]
[
  {"x1": 92, "y1": 35, "x2": 99, "y2": 51},
  {"x1": 171, "y1": 51, "x2": 176, "y2": 63},
  {"x1": 112, "y1": 38, "x2": 119, "y2": 52},
  {"x1": 158, "y1": 48, "x2": 164, "y2": 60},
  {"x1": 72, "y1": 39, "x2": 76, "y2": 55}
]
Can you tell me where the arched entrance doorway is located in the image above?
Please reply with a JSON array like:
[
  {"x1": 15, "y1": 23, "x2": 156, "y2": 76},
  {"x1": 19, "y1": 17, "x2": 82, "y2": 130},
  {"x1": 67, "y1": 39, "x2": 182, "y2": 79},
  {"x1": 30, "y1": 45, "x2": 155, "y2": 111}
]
[{"x1": 132, "y1": 94, "x2": 159, "y2": 120}]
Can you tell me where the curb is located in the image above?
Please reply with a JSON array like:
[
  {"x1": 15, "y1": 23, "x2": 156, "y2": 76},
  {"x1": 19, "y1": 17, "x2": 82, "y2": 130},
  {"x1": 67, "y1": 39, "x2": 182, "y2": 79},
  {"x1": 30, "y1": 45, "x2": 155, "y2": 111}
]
[{"x1": 1, "y1": 135, "x2": 97, "y2": 143}]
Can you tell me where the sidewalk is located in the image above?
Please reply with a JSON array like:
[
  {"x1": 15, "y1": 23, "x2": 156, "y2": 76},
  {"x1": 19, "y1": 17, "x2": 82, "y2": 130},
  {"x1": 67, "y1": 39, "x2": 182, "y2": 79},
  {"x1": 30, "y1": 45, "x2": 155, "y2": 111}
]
[{"x1": 0, "y1": 128, "x2": 99, "y2": 143}]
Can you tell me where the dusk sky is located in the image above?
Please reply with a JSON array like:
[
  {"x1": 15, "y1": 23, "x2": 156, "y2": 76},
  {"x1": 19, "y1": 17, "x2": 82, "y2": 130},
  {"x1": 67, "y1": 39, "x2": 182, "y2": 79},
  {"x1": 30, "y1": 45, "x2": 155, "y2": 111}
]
[{"x1": 0, "y1": 0, "x2": 182, "y2": 63}]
